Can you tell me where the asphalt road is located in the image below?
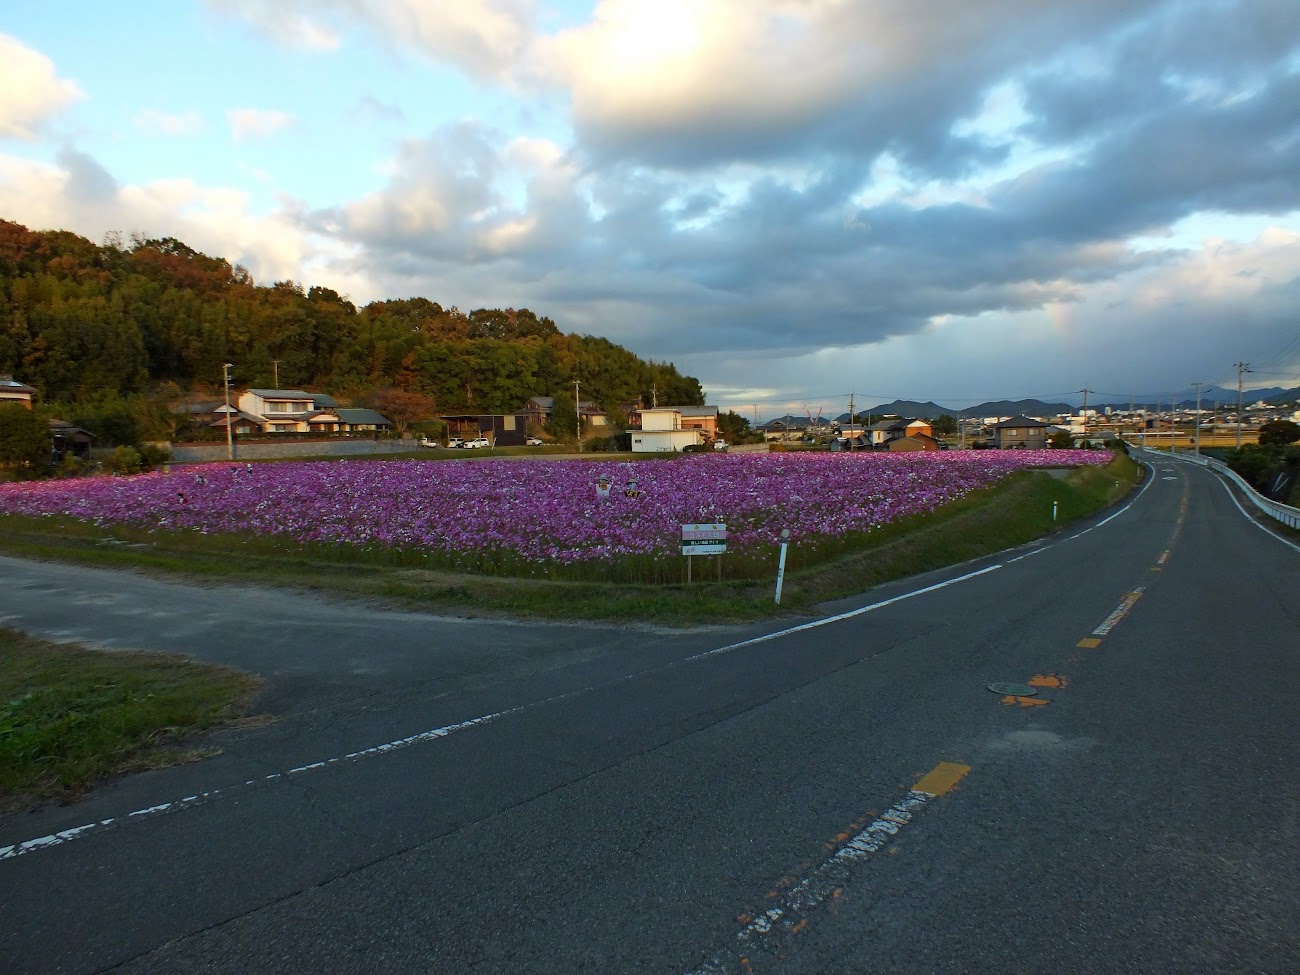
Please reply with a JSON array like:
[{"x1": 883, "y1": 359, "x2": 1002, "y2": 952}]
[{"x1": 1, "y1": 456, "x2": 1296, "y2": 974}]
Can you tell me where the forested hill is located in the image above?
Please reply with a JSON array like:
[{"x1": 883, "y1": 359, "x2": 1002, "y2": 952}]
[{"x1": 0, "y1": 220, "x2": 704, "y2": 420}]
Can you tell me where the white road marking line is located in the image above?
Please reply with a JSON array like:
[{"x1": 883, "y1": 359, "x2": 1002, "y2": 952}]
[
  {"x1": 1213, "y1": 473, "x2": 1300, "y2": 555},
  {"x1": 0, "y1": 709, "x2": 520, "y2": 862},
  {"x1": 686, "y1": 787, "x2": 950, "y2": 975},
  {"x1": 686, "y1": 564, "x2": 1003, "y2": 661}
]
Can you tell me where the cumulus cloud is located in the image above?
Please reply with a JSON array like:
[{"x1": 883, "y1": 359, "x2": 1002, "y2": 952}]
[
  {"x1": 135, "y1": 108, "x2": 203, "y2": 136},
  {"x1": 0, "y1": 34, "x2": 83, "y2": 140},
  {"x1": 319, "y1": 122, "x2": 585, "y2": 265},
  {"x1": 0, "y1": 148, "x2": 350, "y2": 294},
  {"x1": 205, "y1": 0, "x2": 341, "y2": 51},
  {"x1": 227, "y1": 108, "x2": 297, "y2": 141},
  {"x1": 209, "y1": 0, "x2": 530, "y2": 79},
  {"x1": 529, "y1": 0, "x2": 1147, "y2": 170}
]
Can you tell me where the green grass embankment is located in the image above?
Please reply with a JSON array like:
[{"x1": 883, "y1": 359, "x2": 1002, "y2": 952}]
[
  {"x1": 0, "y1": 453, "x2": 1140, "y2": 625},
  {"x1": 0, "y1": 629, "x2": 262, "y2": 812}
]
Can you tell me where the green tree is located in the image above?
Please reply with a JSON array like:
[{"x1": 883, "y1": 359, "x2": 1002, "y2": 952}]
[
  {"x1": 1258, "y1": 419, "x2": 1300, "y2": 446},
  {"x1": 0, "y1": 403, "x2": 52, "y2": 477},
  {"x1": 718, "y1": 410, "x2": 751, "y2": 442},
  {"x1": 932, "y1": 414, "x2": 958, "y2": 436},
  {"x1": 1048, "y1": 430, "x2": 1074, "y2": 449},
  {"x1": 550, "y1": 390, "x2": 578, "y2": 441}
]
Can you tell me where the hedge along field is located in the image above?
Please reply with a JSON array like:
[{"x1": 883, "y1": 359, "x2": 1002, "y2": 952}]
[{"x1": 0, "y1": 451, "x2": 1111, "y2": 583}]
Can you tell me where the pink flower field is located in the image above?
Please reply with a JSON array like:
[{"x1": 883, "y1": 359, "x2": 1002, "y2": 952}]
[{"x1": 0, "y1": 451, "x2": 1109, "y2": 572}]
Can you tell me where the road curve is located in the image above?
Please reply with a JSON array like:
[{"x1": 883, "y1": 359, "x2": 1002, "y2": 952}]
[{"x1": 1, "y1": 457, "x2": 1296, "y2": 974}]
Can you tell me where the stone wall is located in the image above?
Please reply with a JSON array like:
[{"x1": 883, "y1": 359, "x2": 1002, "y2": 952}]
[{"x1": 164, "y1": 438, "x2": 419, "y2": 462}]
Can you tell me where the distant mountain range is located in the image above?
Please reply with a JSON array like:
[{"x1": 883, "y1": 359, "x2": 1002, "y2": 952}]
[
  {"x1": 848, "y1": 398, "x2": 1075, "y2": 420},
  {"x1": 801, "y1": 386, "x2": 1300, "y2": 426}
]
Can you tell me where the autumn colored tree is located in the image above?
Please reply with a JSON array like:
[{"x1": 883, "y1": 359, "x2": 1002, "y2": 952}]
[
  {"x1": 0, "y1": 219, "x2": 706, "y2": 440},
  {"x1": 366, "y1": 388, "x2": 438, "y2": 435}
]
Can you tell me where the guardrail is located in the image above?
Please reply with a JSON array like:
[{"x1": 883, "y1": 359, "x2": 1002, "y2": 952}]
[{"x1": 1129, "y1": 444, "x2": 1300, "y2": 530}]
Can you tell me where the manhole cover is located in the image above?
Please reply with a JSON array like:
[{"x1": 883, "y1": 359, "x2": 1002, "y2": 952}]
[{"x1": 988, "y1": 682, "x2": 1038, "y2": 697}]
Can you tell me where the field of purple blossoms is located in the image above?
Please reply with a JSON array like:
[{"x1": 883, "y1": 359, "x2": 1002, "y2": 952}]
[{"x1": 0, "y1": 450, "x2": 1111, "y2": 579}]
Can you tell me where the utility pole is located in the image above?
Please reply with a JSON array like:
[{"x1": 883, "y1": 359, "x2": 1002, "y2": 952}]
[
  {"x1": 222, "y1": 362, "x2": 235, "y2": 461},
  {"x1": 1192, "y1": 381, "x2": 1203, "y2": 455},
  {"x1": 574, "y1": 379, "x2": 582, "y2": 453},
  {"x1": 1079, "y1": 388, "x2": 1092, "y2": 438},
  {"x1": 847, "y1": 393, "x2": 855, "y2": 428},
  {"x1": 1235, "y1": 361, "x2": 1251, "y2": 447},
  {"x1": 272, "y1": 359, "x2": 280, "y2": 389}
]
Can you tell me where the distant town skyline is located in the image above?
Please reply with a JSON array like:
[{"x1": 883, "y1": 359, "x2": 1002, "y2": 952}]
[{"x1": 2, "y1": 2, "x2": 1298, "y2": 414}]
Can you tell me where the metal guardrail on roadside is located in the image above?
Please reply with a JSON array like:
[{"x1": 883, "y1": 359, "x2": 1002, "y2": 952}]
[{"x1": 1129, "y1": 444, "x2": 1300, "y2": 530}]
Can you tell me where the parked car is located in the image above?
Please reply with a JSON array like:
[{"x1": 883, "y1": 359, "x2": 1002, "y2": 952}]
[
  {"x1": 713, "y1": 440, "x2": 729, "y2": 452},
  {"x1": 447, "y1": 437, "x2": 465, "y2": 448},
  {"x1": 526, "y1": 437, "x2": 543, "y2": 446},
  {"x1": 463, "y1": 437, "x2": 491, "y2": 449},
  {"x1": 418, "y1": 437, "x2": 440, "y2": 448}
]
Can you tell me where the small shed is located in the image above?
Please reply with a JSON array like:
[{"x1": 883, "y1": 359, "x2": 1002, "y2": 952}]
[
  {"x1": 441, "y1": 413, "x2": 529, "y2": 446},
  {"x1": 49, "y1": 420, "x2": 96, "y2": 460}
]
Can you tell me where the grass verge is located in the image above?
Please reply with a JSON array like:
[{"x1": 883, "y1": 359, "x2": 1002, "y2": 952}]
[
  {"x1": 0, "y1": 453, "x2": 1140, "y2": 626},
  {"x1": 0, "y1": 629, "x2": 262, "y2": 813}
]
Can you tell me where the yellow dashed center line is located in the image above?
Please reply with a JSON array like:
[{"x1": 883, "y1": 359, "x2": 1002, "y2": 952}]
[{"x1": 912, "y1": 761, "x2": 971, "y2": 797}]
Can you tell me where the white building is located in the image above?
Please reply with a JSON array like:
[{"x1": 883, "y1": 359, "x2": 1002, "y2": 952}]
[{"x1": 630, "y1": 408, "x2": 704, "y2": 453}]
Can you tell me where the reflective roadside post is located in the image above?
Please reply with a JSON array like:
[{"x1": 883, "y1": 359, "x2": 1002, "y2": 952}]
[{"x1": 775, "y1": 528, "x2": 790, "y2": 604}]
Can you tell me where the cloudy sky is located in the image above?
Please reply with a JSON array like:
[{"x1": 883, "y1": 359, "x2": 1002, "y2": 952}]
[{"x1": 2, "y1": 1, "x2": 1298, "y2": 414}]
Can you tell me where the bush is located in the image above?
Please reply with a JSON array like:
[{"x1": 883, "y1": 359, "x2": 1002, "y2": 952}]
[
  {"x1": 106, "y1": 446, "x2": 143, "y2": 476},
  {"x1": 54, "y1": 455, "x2": 94, "y2": 479},
  {"x1": 1223, "y1": 444, "x2": 1283, "y2": 489},
  {"x1": 585, "y1": 432, "x2": 632, "y2": 452},
  {"x1": 0, "y1": 404, "x2": 53, "y2": 479},
  {"x1": 138, "y1": 443, "x2": 171, "y2": 470}
]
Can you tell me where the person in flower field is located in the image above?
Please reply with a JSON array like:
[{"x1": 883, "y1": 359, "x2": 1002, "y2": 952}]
[
  {"x1": 595, "y1": 475, "x2": 611, "y2": 500},
  {"x1": 624, "y1": 479, "x2": 640, "y2": 498}
]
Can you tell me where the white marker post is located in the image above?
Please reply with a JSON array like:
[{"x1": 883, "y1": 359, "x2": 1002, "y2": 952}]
[
  {"x1": 1052, "y1": 501, "x2": 1058, "y2": 522},
  {"x1": 774, "y1": 528, "x2": 790, "y2": 604}
]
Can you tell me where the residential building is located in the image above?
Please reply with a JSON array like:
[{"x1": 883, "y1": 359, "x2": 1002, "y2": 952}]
[
  {"x1": 867, "y1": 418, "x2": 933, "y2": 447},
  {"x1": 518, "y1": 395, "x2": 610, "y2": 430},
  {"x1": 887, "y1": 432, "x2": 941, "y2": 452},
  {"x1": 630, "y1": 408, "x2": 704, "y2": 453},
  {"x1": 992, "y1": 415, "x2": 1050, "y2": 449},
  {"x1": 0, "y1": 375, "x2": 37, "y2": 409},
  {"x1": 236, "y1": 389, "x2": 321, "y2": 432},
  {"x1": 518, "y1": 396, "x2": 554, "y2": 428},
  {"x1": 174, "y1": 390, "x2": 384, "y2": 436}
]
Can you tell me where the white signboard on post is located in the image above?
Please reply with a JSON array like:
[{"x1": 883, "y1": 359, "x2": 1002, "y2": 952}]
[{"x1": 681, "y1": 523, "x2": 727, "y2": 556}]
